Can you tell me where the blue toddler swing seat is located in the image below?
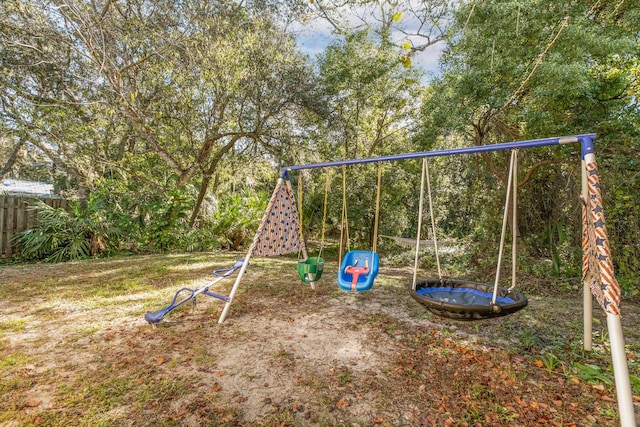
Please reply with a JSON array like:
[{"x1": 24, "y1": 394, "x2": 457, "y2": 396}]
[
  {"x1": 336, "y1": 163, "x2": 382, "y2": 292},
  {"x1": 338, "y1": 250, "x2": 379, "y2": 292}
]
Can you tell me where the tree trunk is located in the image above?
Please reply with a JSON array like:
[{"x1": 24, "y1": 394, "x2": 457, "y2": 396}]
[
  {"x1": 0, "y1": 137, "x2": 24, "y2": 181},
  {"x1": 189, "y1": 135, "x2": 243, "y2": 227}
]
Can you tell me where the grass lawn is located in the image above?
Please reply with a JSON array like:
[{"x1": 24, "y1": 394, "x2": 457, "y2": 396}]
[{"x1": 0, "y1": 252, "x2": 638, "y2": 426}]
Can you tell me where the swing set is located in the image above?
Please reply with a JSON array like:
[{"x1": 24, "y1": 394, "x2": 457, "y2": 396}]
[
  {"x1": 293, "y1": 147, "x2": 525, "y2": 316},
  {"x1": 273, "y1": 133, "x2": 633, "y2": 425},
  {"x1": 143, "y1": 133, "x2": 633, "y2": 426}
]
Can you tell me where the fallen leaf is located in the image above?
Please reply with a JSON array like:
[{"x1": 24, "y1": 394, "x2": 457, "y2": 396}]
[
  {"x1": 601, "y1": 395, "x2": 615, "y2": 402},
  {"x1": 534, "y1": 359, "x2": 544, "y2": 368},
  {"x1": 512, "y1": 355, "x2": 527, "y2": 365},
  {"x1": 169, "y1": 406, "x2": 188, "y2": 419},
  {"x1": 336, "y1": 398, "x2": 350, "y2": 409},
  {"x1": 553, "y1": 400, "x2": 563, "y2": 407},
  {"x1": 156, "y1": 357, "x2": 165, "y2": 365},
  {"x1": 25, "y1": 400, "x2": 41, "y2": 407},
  {"x1": 211, "y1": 383, "x2": 222, "y2": 392},
  {"x1": 215, "y1": 370, "x2": 225, "y2": 377},
  {"x1": 373, "y1": 416, "x2": 384, "y2": 424}
]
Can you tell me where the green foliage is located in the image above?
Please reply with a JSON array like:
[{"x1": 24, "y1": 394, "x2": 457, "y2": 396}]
[
  {"x1": 539, "y1": 352, "x2": 561, "y2": 372},
  {"x1": 142, "y1": 182, "x2": 195, "y2": 251},
  {"x1": 417, "y1": 0, "x2": 639, "y2": 294},
  {"x1": 15, "y1": 196, "x2": 124, "y2": 263},
  {"x1": 1, "y1": 0, "x2": 318, "y2": 214},
  {"x1": 210, "y1": 190, "x2": 267, "y2": 251},
  {"x1": 547, "y1": 224, "x2": 568, "y2": 276},
  {"x1": 603, "y1": 157, "x2": 640, "y2": 296},
  {"x1": 631, "y1": 374, "x2": 640, "y2": 395},
  {"x1": 88, "y1": 176, "x2": 202, "y2": 253},
  {"x1": 572, "y1": 362, "x2": 612, "y2": 385}
]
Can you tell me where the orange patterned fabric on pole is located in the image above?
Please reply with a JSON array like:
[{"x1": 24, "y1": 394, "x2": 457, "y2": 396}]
[
  {"x1": 581, "y1": 161, "x2": 621, "y2": 315},
  {"x1": 251, "y1": 179, "x2": 304, "y2": 257}
]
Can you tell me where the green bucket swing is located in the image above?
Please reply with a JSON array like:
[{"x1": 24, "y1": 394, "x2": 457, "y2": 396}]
[
  {"x1": 296, "y1": 174, "x2": 328, "y2": 286},
  {"x1": 298, "y1": 257, "x2": 324, "y2": 283}
]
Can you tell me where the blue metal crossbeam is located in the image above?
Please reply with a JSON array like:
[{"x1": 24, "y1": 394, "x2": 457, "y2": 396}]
[{"x1": 281, "y1": 134, "x2": 595, "y2": 178}]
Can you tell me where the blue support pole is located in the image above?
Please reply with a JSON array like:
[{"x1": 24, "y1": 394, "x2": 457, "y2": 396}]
[
  {"x1": 581, "y1": 133, "x2": 595, "y2": 159},
  {"x1": 280, "y1": 134, "x2": 595, "y2": 178}
]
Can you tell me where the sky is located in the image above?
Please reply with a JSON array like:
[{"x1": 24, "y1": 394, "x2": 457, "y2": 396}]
[{"x1": 291, "y1": 14, "x2": 445, "y2": 81}]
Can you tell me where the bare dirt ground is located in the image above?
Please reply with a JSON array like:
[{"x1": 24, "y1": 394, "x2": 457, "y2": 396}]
[{"x1": 0, "y1": 252, "x2": 638, "y2": 426}]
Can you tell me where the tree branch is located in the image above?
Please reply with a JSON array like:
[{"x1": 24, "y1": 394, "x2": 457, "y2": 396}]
[
  {"x1": 519, "y1": 158, "x2": 565, "y2": 188},
  {"x1": 0, "y1": 136, "x2": 25, "y2": 181}
]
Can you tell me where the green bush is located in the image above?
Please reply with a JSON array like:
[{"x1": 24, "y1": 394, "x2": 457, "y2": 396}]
[
  {"x1": 14, "y1": 196, "x2": 123, "y2": 262},
  {"x1": 210, "y1": 190, "x2": 267, "y2": 250}
]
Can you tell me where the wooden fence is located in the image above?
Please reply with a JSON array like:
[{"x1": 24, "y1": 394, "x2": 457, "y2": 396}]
[{"x1": 0, "y1": 195, "x2": 68, "y2": 259}]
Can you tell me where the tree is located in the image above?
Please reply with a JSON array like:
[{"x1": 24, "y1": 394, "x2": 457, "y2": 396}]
[
  {"x1": 307, "y1": 0, "x2": 453, "y2": 55},
  {"x1": 421, "y1": 0, "x2": 638, "y2": 155},
  {"x1": 304, "y1": 29, "x2": 424, "y2": 249},
  {"x1": 418, "y1": 0, "x2": 639, "y2": 286},
  {"x1": 0, "y1": 0, "x2": 102, "y2": 193},
  {"x1": 318, "y1": 30, "x2": 421, "y2": 159},
  {"x1": 0, "y1": 136, "x2": 24, "y2": 181},
  {"x1": 1, "y1": 0, "x2": 321, "y2": 229}
]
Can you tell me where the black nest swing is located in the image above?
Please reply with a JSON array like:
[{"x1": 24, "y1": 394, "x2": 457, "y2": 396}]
[
  {"x1": 410, "y1": 151, "x2": 528, "y2": 321},
  {"x1": 410, "y1": 279, "x2": 528, "y2": 320}
]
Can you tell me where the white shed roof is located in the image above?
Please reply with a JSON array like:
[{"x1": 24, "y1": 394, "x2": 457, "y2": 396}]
[{"x1": 1, "y1": 178, "x2": 58, "y2": 198}]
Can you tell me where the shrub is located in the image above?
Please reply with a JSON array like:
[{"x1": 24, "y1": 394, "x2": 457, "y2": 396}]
[{"x1": 14, "y1": 196, "x2": 123, "y2": 262}]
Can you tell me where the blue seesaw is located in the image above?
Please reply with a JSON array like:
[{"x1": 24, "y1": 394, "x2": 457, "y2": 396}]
[{"x1": 144, "y1": 259, "x2": 246, "y2": 324}]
